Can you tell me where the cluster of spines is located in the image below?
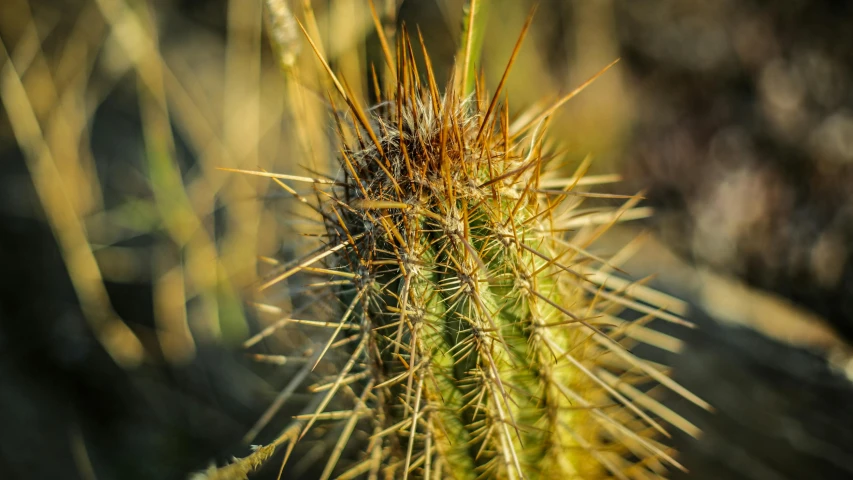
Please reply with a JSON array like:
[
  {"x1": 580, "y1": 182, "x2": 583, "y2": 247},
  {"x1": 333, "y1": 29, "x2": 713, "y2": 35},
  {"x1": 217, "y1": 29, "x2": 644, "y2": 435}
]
[{"x1": 222, "y1": 3, "x2": 710, "y2": 480}]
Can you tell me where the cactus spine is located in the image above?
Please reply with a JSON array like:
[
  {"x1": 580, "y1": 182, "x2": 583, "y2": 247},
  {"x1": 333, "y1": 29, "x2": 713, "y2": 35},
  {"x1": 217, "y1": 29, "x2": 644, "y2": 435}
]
[{"x1": 214, "y1": 3, "x2": 709, "y2": 480}]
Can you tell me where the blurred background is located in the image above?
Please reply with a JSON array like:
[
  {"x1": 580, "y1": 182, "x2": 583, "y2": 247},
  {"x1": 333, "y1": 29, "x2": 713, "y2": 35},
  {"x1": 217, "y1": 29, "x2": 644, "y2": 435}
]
[{"x1": 1, "y1": 0, "x2": 852, "y2": 479}]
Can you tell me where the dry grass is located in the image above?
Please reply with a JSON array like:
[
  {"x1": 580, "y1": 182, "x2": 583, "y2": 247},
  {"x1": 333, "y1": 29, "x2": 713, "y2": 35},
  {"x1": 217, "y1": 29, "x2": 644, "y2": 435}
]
[{"x1": 0, "y1": 0, "x2": 340, "y2": 365}]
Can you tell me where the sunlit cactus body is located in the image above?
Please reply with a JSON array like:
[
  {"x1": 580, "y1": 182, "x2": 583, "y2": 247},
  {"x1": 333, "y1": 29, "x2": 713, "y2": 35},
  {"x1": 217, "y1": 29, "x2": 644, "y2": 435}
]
[
  {"x1": 330, "y1": 88, "x2": 602, "y2": 479},
  {"x1": 214, "y1": 3, "x2": 708, "y2": 480}
]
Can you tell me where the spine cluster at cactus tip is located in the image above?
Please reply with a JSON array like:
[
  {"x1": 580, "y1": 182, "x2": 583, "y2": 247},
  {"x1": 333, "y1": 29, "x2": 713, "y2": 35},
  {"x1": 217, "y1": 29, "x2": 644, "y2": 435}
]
[{"x1": 210, "y1": 3, "x2": 710, "y2": 480}]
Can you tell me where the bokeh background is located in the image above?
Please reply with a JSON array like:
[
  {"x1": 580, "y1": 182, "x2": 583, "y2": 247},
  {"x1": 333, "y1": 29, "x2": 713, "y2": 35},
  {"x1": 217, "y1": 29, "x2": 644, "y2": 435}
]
[{"x1": 1, "y1": 0, "x2": 852, "y2": 479}]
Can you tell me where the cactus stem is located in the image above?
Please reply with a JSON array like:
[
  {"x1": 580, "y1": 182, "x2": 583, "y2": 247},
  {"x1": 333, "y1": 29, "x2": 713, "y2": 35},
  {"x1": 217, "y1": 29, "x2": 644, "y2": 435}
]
[{"x1": 202, "y1": 3, "x2": 713, "y2": 479}]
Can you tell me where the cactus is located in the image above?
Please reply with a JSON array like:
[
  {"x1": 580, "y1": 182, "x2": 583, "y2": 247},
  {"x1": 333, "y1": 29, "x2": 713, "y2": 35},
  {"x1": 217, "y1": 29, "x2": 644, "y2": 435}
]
[{"x1": 209, "y1": 2, "x2": 709, "y2": 479}]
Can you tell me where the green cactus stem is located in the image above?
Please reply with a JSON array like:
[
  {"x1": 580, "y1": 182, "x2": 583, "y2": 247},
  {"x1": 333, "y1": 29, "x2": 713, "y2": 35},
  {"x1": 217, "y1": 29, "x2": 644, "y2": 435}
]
[{"x1": 206, "y1": 3, "x2": 710, "y2": 480}]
